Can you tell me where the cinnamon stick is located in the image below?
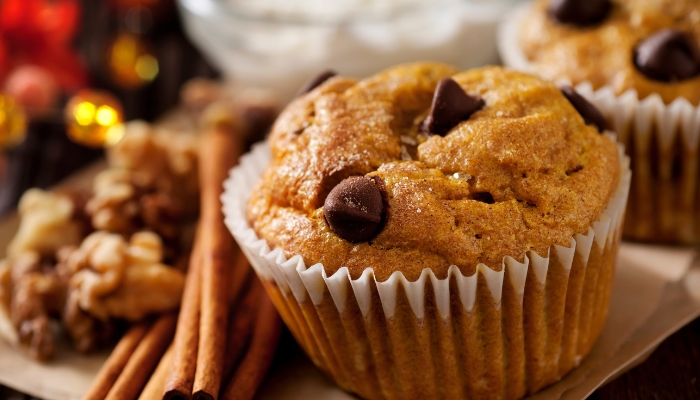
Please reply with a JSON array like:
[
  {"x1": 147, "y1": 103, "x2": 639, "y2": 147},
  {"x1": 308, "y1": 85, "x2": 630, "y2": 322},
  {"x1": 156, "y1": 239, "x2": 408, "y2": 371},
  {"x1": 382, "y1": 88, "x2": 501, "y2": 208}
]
[
  {"x1": 192, "y1": 124, "x2": 246, "y2": 400},
  {"x1": 105, "y1": 313, "x2": 177, "y2": 400},
  {"x1": 83, "y1": 322, "x2": 150, "y2": 400},
  {"x1": 220, "y1": 294, "x2": 282, "y2": 400},
  {"x1": 164, "y1": 235, "x2": 203, "y2": 400},
  {"x1": 222, "y1": 275, "x2": 263, "y2": 381},
  {"x1": 227, "y1": 249, "x2": 252, "y2": 306},
  {"x1": 138, "y1": 343, "x2": 174, "y2": 400}
]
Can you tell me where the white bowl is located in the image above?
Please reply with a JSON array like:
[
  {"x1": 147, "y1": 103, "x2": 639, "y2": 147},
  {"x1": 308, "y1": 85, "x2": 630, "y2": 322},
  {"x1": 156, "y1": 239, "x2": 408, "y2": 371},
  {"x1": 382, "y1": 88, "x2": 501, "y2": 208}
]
[{"x1": 178, "y1": 0, "x2": 524, "y2": 99}]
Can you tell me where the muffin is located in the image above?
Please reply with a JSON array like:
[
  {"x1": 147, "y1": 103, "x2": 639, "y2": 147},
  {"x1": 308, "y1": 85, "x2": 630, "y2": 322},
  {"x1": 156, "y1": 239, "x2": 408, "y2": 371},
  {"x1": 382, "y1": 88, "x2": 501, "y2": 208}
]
[
  {"x1": 500, "y1": 0, "x2": 700, "y2": 243},
  {"x1": 223, "y1": 63, "x2": 631, "y2": 400}
]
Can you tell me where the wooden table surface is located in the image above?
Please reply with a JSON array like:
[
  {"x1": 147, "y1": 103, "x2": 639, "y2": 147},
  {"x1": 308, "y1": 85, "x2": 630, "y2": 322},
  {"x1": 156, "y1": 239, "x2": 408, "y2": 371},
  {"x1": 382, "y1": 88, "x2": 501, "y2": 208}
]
[
  {"x1": 593, "y1": 316, "x2": 700, "y2": 400},
  {"x1": 1, "y1": 316, "x2": 699, "y2": 399}
]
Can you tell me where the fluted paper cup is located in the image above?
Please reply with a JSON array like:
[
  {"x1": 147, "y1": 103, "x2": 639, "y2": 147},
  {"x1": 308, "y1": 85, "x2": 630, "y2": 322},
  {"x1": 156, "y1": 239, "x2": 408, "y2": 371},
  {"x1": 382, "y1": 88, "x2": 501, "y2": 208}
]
[
  {"x1": 499, "y1": 2, "x2": 700, "y2": 244},
  {"x1": 222, "y1": 141, "x2": 631, "y2": 400}
]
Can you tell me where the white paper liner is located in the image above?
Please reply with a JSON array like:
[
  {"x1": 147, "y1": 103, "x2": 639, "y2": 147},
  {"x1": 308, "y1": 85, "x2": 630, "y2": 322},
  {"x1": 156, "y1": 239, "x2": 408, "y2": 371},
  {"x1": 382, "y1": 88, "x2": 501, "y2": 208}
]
[
  {"x1": 223, "y1": 141, "x2": 630, "y2": 319},
  {"x1": 498, "y1": 4, "x2": 700, "y2": 243}
]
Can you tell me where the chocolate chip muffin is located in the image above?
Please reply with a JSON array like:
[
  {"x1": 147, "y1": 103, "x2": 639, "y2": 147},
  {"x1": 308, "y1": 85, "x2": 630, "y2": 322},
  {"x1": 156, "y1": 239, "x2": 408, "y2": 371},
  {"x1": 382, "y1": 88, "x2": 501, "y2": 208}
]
[
  {"x1": 226, "y1": 63, "x2": 631, "y2": 400},
  {"x1": 248, "y1": 64, "x2": 620, "y2": 281},
  {"x1": 519, "y1": 0, "x2": 700, "y2": 104},
  {"x1": 502, "y1": 0, "x2": 700, "y2": 243}
]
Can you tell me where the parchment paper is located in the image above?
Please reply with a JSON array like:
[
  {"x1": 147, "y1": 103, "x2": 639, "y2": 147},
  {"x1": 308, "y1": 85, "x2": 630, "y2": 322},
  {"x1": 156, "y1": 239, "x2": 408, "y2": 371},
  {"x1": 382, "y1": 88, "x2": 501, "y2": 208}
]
[{"x1": 0, "y1": 167, "x2": 699, "y2": 399}]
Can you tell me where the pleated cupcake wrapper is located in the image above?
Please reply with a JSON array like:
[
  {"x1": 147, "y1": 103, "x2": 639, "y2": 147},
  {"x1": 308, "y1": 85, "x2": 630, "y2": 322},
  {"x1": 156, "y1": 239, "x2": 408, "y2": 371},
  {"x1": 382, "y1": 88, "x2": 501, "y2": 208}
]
[
  {"x1": 499, "y1": 3, "x2": 700, "y2": 243},
  {"x1": 222, "y1": 141, "x2": 631, "y2": 399}
]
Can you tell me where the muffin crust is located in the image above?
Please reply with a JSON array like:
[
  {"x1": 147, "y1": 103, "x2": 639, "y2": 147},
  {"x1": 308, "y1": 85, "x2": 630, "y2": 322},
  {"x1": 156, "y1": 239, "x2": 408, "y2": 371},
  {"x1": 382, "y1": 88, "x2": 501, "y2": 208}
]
[
  {"x1": 520, "y1": 0, "x2": 700, "y2": 104},
  {"x1": 247, "y1": 64, "x2": 621, "y2": 282}
]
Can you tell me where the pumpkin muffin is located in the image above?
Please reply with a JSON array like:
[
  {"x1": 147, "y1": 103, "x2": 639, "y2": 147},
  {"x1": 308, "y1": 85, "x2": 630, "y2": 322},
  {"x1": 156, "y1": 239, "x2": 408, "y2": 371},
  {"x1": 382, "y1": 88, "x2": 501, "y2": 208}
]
[
  {"x1": 502, "y1": 0, "x2": 700, "y2": 243},
  {"x1": 519, "y1": 0, "x2": 700, "y2": 104},
  {"x1": 224, "y1": 63, "x2": 631, "y2": 400}
]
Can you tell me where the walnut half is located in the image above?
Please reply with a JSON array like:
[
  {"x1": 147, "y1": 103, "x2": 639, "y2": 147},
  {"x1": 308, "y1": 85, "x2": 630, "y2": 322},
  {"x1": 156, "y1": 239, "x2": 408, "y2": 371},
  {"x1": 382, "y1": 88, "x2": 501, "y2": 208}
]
[
  {"x1": 7, "y1": 189, "x2": 83, "y2": 258},
  {"x1": 68, "y1": 231, "x2": 185, "y2": 321}
]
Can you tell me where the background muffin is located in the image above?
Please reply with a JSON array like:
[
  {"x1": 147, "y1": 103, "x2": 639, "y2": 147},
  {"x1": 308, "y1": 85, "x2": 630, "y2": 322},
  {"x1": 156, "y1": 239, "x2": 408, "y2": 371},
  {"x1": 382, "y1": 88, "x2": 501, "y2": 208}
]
[
  {"x1": 519, "y1": 0, "x2": 700, "y2": 104},
  {"x1": 502, "y1": 0, "x2": 700, "y2": 243},
  {"x1": 226, "y1": 63, "x2": 631, "y2": 399}
]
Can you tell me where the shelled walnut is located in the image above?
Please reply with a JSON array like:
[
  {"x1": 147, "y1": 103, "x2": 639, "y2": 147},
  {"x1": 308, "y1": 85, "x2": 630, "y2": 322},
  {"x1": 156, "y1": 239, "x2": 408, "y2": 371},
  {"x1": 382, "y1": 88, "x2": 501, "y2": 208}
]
[
  {"x1": 55, "y1": 245, "x2": 110, "y2": 353},
  {"x1": 86, "y1": 169, "x2": 142, "y2": 236},
  {"x1": 106, "y1": 120, "x2": 170, "y2": 188},
  {"x1": 85, "y1": 168, "x2": 188, "y2": 261},
  {"x1": 7, "y1": 189, "x2": 83, "y2": 258},
  {"x1": 107, "y1": 120, "x2": 200, "y2": 215},
  {"x1": 62, "y1": 291, "x2": 115, "y2": 354},
  {"x1": 1, "y1": 252, "x2": 68, "y2": 360},
  {"x1": 86, "y1": 121, "x2": 200, "y2": 251},
  {"x1": 1, "y1": 227, "x2": 186, "y2": 360},
  {"x1": 67, "y1": 231, "x2": 185, "y2": 321}
]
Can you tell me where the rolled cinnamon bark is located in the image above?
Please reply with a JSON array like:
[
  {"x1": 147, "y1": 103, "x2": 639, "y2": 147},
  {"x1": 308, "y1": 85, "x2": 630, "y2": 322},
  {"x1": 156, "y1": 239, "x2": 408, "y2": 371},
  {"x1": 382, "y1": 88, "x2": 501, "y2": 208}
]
[
  {"x1": 105, "y1": 313, "x2": 177, "y2": 400},
  {"x1": 139, "y1": 343, "x2": 174, "y2": 400},
  {"x1": 83, "y1": 322, "x2": 150, "y2": 400},
  {"x1": 227, "y1": 250, "x2": 252, "y2": 306},
  {"x1": 164, "y1": 235, "x2": 203, "y2": 400},
  {"x1": 192, "y1": 123, "x2": 246, "y2": 400},
  {"x1": 220, "y1": 294, "x2": 282, "y2": 400},
  {"x1": 222, "y1": 275, "x2": 263, "y2": 382}
]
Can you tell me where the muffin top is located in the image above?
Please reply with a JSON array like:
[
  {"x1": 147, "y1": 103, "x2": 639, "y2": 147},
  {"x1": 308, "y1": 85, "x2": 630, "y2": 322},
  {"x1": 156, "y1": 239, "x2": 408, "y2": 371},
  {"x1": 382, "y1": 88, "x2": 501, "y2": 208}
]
[
  {"x1": 520, "y1": 0, "x2": 700, "y2": 105},
  {"x1": 247, "y1": 63, "x2": 621, "y2": 282}
]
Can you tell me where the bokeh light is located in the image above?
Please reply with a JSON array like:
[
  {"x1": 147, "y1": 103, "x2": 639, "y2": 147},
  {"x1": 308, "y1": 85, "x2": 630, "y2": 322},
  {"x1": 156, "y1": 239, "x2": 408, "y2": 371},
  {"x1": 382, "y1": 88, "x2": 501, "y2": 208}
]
[
  {"x1": 0, "y1": 93, "x2": 28, "y2": 149},
  {"x1": 106, "y1": 32, "x2": 160, "y2": 88},
  {"x1": 65, "y1": 90, "x2": 125, "y2": 147}
]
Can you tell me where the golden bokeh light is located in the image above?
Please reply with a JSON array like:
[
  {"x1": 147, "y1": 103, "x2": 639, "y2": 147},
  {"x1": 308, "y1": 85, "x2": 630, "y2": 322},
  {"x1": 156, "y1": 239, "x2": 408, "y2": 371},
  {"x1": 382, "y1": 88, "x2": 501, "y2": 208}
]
[
  {"x1": 96, "y1": 105, "x2": 119, "y2": 126},
  {"x1": 65, "y1": 90, "x2": 124, "y2": 147},
  {"x1": 0, "y1": 94, "x2": 27, "y2": 149},
  {"x1": 135, "y1": 54, "x2": 159, "y2": 81},
  {"x1": 106, "y1": 33, "x2": 159, "y2": 88},
  {"x1": 74, "y1": 102, "x2": 96, "y2": 126}
]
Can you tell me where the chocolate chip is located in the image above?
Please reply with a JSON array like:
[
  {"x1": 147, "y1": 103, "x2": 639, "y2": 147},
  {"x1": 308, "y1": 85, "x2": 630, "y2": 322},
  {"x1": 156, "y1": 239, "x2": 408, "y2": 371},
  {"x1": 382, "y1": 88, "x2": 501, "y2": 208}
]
[
  {"x1": 560, "y1": 85, "x2": 607, "y2": 132},
  {"x1": 422, "y1": 78, "x2": 484, "y2": 137},
  {"x1": 548, "y1": 0, "x2": 611, "y2": 26},
  {"x1": 634, "y1": 29, "x2": 700, "y2": 82},
  {"x1": 296, "y1": 70, "x2": 337, "y2": 97},
  {"x1": 324, "y1": 176, "x2": 385, "y2": 242}
]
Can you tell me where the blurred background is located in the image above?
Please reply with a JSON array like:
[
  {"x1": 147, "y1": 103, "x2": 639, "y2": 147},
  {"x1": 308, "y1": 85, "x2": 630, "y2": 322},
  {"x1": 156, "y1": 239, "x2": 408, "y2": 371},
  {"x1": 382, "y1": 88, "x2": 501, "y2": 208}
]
[
  {"x1": 0, "y1": 0, "x2": 519, "y2": 216},
  {"x1": 0, "y1": 0, "x2": 217, "y2": 215}
]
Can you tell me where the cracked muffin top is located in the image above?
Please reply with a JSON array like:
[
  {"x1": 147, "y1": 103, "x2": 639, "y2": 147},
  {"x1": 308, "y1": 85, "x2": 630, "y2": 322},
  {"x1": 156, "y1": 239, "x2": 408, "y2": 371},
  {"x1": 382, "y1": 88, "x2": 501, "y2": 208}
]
[
  {"x1": 247, "y1": 63, "x2": 621, "y2": 282},
  {"x1": 519, "y1": 0, "x2": 700, "y2": 105}
]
